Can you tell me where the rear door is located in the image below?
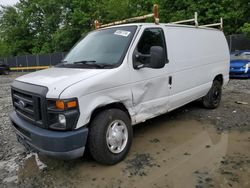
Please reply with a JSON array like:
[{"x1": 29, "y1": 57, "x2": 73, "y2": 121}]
[{"x1": 128, "y1": 26, "x2": 171, "y2": 123}]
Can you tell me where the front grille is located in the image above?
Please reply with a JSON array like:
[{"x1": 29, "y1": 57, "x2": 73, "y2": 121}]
[
  {"x1": 231, "y1": 67, "x2": 241, "y2": 70},
  {"x1": 12, "y1": 88, "x2": 43, "y2": 127},
  {"x1": 11, "y1": 81, "x2": 48, "y2": 129}
]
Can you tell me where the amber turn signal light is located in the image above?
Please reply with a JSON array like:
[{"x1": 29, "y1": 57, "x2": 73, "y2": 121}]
[
  {"x1": 55, "y1": 100, "x2": 77, "y2": 110},
  {"x1": 67, "y1": 101, "x2": 77, "y2": 108},
  {"x1": 56, "y1": 100, "x2": 65, "y2": 110}
]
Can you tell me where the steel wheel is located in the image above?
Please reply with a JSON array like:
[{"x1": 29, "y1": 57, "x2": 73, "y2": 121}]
[
  {"x1": 212, "y1": 85, "x2": 221, "y2": 106},
  {"x1": 106, "y1": 120, "x2": 128, "y2": 154},
  {"x1": 88, "y1": 109, "x2": 133, "y2": 165},
  {"x1": 202, "y1": 80, "x2": 222, "y2": 109}
]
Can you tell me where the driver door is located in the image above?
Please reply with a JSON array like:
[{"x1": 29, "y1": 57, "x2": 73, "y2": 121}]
[{"x1": 129, "y1": 27, "x2": 171, "y2": 123}]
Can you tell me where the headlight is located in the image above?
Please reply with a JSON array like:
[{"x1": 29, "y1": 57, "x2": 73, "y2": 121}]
[
  {"x1": 58, "y1": 114, "x2": 66, "y2": 126},
  {"x1": 47, "y1": 98, "x2": 79, "y2": 131},
  {"x1": 243, "y1": 62, "x2": 250, "y2": 68},
  {"x1": 244, "y1": 62, "x2": 250, "y2": 73},
  {"x1": 50, "y1": 114, "x2": 67, "y2": 130}
]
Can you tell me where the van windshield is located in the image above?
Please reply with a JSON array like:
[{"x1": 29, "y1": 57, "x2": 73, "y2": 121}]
[
  {"x1": 230, "y1": 51, "x2": 250, "y2": 61},
  {"x1": 57, "y1": 26, "x2": 137, "y2": 69}
]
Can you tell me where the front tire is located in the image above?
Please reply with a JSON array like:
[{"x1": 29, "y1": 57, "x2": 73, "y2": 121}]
[
  {"x1": 202, "y1": 80, "x2": 222, "y2": 109},
  {"x1": 88, "y1": 109, "x2": 133, "y2": 165}
]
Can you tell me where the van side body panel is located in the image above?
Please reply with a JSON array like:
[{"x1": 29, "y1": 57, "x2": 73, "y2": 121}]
[{"x1": 164, "y1": 26, "x2": 229, "y2": 110}]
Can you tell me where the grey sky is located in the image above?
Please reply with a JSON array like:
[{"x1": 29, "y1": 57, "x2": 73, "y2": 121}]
[{"x1": 0, "y1": 0, "x2": 19, "y2": 6}]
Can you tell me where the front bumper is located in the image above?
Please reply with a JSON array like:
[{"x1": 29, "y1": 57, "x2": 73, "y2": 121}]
[
  {"x1": 9, "y1": 111, "x2": 88, "y2": 160},
  {"x1": 230, "y1": 68, "x2": 250, "y2": 78},
  {"x1": 230, "y1": 72, "x2": 250, "y2": 78}
]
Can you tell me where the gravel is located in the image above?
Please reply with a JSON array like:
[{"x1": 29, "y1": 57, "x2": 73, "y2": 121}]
[{"x1": 0, "y1": 72, "x2": 249, "y2": 188}]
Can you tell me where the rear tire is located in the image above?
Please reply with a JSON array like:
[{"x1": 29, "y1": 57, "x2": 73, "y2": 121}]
[
  {"x1": 202, "y1": 80, "x2": 222, "y2": 109},
  {"x1": 88, "y1": 109, "x2": 132, "y2": 165}
]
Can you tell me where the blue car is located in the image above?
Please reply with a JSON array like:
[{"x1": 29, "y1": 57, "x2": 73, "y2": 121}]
[{"x1": 230, "y1": 51, "x2": 250, "y2": 78}]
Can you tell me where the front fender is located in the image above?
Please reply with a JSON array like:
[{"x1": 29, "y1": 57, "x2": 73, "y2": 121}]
[{"x1": 75, "y1": 87, "x2": 135, "y2": 129}]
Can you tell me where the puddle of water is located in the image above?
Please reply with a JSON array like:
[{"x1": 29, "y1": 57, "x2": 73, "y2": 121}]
[{"x1": 15, "y1": 118, "x2": 250, "y2": 188}]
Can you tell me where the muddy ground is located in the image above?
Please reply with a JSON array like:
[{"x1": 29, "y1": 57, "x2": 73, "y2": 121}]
[{"x1": 0, "y1": 72, "x2": 250, "y2": 188}]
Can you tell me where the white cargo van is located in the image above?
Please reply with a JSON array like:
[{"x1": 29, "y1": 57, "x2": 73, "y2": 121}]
[{"x1": 9, "y1": 16, "x2": 229, "y2": 164}]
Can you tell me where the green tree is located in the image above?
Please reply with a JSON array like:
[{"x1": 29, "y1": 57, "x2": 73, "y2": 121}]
[
  {"x1": 159, "y1": 0, "x2": 248, "y2": 35},
  {"x1": 241, "y1": 23, "x2": 250, "y2": 37},
  {"x1": 0, "y1": 5, "x2": 32, "y2": 56},
  {"x1": 0, "y1": 0, "x2": 250, "y2": 57}
]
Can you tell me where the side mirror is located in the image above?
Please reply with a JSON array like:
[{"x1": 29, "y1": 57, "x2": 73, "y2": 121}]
[
  {"x1": 133, "y1": 46, "x2": 165, "y2": 69},
  {"x1": 148, "y1": 46, "x2": 165, "y2": 69}
]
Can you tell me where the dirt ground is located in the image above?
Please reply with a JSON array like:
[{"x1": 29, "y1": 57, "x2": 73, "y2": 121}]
[{"x1": 0, "y1": 72, "x2": 250, "y2": 188}]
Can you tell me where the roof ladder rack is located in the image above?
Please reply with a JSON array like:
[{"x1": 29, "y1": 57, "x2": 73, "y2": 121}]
[
  {"x1": 170, "y1": 12, "x2": 198, "y2": 27},
  {"x1": 200, "y1": 18, "x2": 223, "y2": 30},
  {"x1": 95, "y1": 4, "x2": 159, "y2": 29}
]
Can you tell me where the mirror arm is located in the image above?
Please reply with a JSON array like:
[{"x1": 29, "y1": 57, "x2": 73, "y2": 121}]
[
  {"x1": 134, "y1": 53, "x2": 151, "y2": 69},
  {"x1": 135, "y1": 64, "x2": 144, "y2": 69},
  {"x1": 135, "y1": 53, "x2": 151, "y2": 59},
  {"x1": 134, "y1": 62, "x2": 150, "y2": 70}
]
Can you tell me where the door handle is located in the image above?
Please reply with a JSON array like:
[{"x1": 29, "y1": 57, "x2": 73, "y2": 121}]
[{"x1": 169, "y1": 76, "x2": 172, "y2": 86}]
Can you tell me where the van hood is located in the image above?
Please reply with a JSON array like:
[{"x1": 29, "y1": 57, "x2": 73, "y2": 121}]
[
  {"x1": 16, "y1": 67, "x2": 107, "y2": 98},
  {"x1": 230, "y1": 60, "x2": 249, "y2": 68}
]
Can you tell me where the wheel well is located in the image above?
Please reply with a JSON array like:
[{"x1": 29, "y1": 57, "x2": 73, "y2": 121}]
[
  {"x1": 214, "y1": 74, "x2": 223, "y2": 85},
  {"x1": 88, "y1": 103, "x2": 131, "y2": 127}
]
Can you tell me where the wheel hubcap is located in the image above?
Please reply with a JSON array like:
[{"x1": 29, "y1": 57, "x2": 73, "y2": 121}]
[
  {"x1": 212, "y1": 86, "x2": 221, "y2": 104},
  {"x1": 106, "y1": 120, "x2": 128, "y2": 154}
]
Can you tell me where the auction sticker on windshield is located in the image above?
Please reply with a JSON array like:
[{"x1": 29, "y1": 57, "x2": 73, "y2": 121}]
[{"x1": 114, "y1": 30, "x2": 131, "y2": 37}]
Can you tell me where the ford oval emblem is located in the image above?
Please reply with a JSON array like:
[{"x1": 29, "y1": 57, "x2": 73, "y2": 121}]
[{"x1": 19, "y1": 100, "x2": 26, "y2": 109}]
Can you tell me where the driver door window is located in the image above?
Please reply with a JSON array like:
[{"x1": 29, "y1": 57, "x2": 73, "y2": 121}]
[{"x1": 136, "y1": 28, "x2": 167, "y2": 64}]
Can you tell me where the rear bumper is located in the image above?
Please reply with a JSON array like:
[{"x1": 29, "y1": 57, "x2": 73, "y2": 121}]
[{"x1": 9, "y1": 111, "x2": 88, "y2": 160}]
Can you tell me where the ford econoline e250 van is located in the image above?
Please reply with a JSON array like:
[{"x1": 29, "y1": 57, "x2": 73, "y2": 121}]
[{"x1": 9, "y1": 23, "x2": 230, "y2": 164}]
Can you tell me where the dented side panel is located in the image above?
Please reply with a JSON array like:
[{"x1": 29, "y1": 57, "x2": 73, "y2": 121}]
[
  {"x1": 130, "y1": 72, "x2": 170, "y2": 123},
  {"x1": 127, "y1": 25, "x2": 171, "y2": 124}
]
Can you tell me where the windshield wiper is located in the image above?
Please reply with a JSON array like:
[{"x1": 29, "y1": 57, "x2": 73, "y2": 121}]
[
  {"x1": 55, "y1": 63, "x2": 66, "y2": 67},
  {"x1": 56, "y1": 60, "x2": 113, "y2": 69},
  {"x1": 73, "y1": 60, "x2": 96, "y2": 64},
  {"x1": 73, "y1": 61, "x2": 113, "y2": 68}
]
